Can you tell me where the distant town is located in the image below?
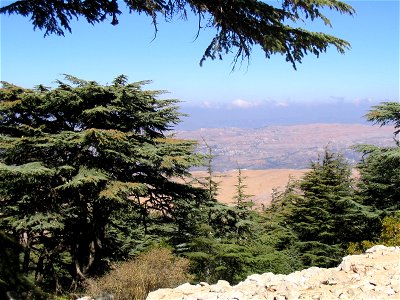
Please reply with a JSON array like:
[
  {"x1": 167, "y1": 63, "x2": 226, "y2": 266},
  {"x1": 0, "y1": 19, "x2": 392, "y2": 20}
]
[{"x1": 175, "y1": 123, "x2": 395, "y2": 171}]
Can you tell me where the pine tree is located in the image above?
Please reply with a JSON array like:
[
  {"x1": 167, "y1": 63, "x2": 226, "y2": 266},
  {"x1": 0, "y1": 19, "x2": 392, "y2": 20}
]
[
  {"x1": 233, "y1": 168, "x2": 254, "y2": 208},
  {"x1": 0, "y1": 76, "x2": 205, "y2": 292},
  {"x1": 356, "y1": 102, "x2": 400, "y2": 213},
  {"x1": 252, "y1": 177, "x2": 305, "y2": 275},
  {"x1": 284, "y1": 149, "x2": 377, "y2": 267},
  {"x1": 232, "y1": 168, "x2": 254, "y2": 243},
  {"x1": 202, "y1": 139, "x2": 220, "y2": 204},
  {"x1": 184, "y1": 153, "x2": 256, "y2": 284}
]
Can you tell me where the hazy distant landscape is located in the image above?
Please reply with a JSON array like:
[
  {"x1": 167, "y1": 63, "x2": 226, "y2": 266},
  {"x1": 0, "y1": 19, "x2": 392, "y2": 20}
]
[
  {"x1": 176, "y1": 123, "x2": 395, "y2": 171},
  {"x1": 177, "y1": 101, "x2": 379, "y2": 130},
  {"x1": 180, "y1": 123, "x2": 395, "y2": 206}
]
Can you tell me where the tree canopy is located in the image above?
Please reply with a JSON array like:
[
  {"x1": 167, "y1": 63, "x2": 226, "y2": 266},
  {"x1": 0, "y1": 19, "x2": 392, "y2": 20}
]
[
  {"x1": 2, "y1": 83, "x2": 398, "y2": 297},
  {"x1": 269, "y1": 149, "x2": 378, "y2": 268},
  {"x1": 356, "y1": 102, "x2": 400, "y2": 213},
  {"x1": 0, "y1": 0, "x2": 355, "y2": 68},
  {"x1": 0, "y1": 75, "x2": 205, "y2": 293}
]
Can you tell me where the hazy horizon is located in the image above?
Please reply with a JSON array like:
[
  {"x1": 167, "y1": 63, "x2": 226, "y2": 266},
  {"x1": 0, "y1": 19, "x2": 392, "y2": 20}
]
[{"x1": 176, "y1": 99, "x2": 383, "y2": 130}]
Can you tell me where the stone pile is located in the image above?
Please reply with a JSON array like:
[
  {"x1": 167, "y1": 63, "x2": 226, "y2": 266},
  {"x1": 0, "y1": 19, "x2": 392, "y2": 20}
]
[{"x1": 146, "y1": 245, "x2": 400, "y2": 300}]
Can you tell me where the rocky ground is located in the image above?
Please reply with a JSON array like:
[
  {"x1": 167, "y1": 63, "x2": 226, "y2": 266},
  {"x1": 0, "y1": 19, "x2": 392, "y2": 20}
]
[{"x1": 147, "y1": 245, "x2": 400, "y2": 300}]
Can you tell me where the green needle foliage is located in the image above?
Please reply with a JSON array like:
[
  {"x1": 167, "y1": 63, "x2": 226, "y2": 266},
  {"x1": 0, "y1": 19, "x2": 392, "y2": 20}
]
[
  {"x1": 355, "y1": 102, "x2": 400, "y2": 213},
  {"x1": 364, "y1": 101, "x2": 400, "y2": 139},
  {"x1": 0, "y1": 75, "x2": 205, "y2": 294},
  {"x1": 274, "y1": 149, "x2": 378, "y2": 268},
  {"x1": 184, "y1": 153, "x2": 258, "y2": 284},
  {"x1": 1, "y1": 0, "x2": 354, "y2": 68},
  {"x1": 2, "y1": 82, "x2": 396, "y2": 296}
]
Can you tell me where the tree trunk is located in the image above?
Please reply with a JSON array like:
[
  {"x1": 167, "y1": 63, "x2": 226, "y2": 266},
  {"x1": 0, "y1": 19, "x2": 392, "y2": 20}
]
[{"x1": 20, "y1": 232, "x2": 31, "y2": 273}]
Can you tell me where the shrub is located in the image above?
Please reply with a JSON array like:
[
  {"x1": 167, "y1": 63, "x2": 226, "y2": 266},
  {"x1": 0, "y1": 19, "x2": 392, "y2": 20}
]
[
  {"x1": 347, "y1": 214, "x2": 400, "y2": 254},
  {"x1": 379, "y1": 214, "x2": 400, "y2": 246},
  {"x1": 85, "y1": 247, "x2": 192, "y2": 300}
]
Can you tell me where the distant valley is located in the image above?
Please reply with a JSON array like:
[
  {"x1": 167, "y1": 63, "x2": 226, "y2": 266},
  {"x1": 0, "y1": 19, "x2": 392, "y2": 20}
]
[
  {"x1": 175, "y1": 123, "x2": 395, "y2": 171},
  {"x1": 176, "y1": 123, "x2": 395, "y2": 206}
]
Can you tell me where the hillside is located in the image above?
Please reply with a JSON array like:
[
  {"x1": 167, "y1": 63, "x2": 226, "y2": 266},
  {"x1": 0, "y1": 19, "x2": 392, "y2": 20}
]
[{"x1": 175, "y1": 123, "x2": 395, "y2": 171}]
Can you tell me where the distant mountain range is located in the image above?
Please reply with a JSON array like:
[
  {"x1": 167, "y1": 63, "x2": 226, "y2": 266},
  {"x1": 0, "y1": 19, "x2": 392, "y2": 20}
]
[{"x1": 175, "y1": 123, "x2": 395, "y2": 171}]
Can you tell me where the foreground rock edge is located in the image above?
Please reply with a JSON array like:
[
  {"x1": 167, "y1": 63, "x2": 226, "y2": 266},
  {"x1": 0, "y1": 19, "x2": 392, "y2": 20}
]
[{"x1": 146, "y1": 245, "x2": 400, "y2": 300}]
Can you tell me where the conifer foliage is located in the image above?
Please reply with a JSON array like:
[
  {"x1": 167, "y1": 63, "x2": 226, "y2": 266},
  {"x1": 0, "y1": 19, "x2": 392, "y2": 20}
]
[
  {"x1": 0, "y1": 0, "x2": 355, "y2": 68},
  {"x1": 0, "y1": 76, "x2": 204, "y2": 293},
  {"x1": 356, "y1": 102, "x2": 400, "y2": 213},
  {"x1": 281, "y1": 149, "x2": 376, "y2": 267}
]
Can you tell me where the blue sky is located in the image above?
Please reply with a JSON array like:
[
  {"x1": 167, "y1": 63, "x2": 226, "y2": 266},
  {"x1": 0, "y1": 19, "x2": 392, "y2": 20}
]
[{"x1": 1, "y1": 0, "x2": 399, "y2": 127}]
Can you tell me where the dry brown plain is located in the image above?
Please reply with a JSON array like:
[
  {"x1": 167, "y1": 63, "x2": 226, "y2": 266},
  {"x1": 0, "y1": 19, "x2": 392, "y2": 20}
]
[
  {"x1": 181, "y1": 124, "x2": 394, "y2": 207},
  {"x1": 191, "y1": 169, "x2": 308, "y2": 207}
]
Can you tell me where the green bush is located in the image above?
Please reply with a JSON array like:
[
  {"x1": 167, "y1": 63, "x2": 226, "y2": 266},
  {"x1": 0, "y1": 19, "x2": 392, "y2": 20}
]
[
  {"x1": 347, "y1": 214, "x2": 400, "y2": 254},
  {"x1": 85, "y1": 247, "x2": 192, "y2": 300}
]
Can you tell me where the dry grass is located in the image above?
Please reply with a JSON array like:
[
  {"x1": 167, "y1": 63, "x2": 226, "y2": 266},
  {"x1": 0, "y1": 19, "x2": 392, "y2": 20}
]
[
  {"x1": 85, "y1": 247, "x2": 192, "y2": 300},
  {"x1": 192, "y1": 169, "x2": 308, "y2": 207}
]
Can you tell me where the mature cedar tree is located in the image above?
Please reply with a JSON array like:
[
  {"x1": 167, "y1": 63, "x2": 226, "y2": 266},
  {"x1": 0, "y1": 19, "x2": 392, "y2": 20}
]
[
  {"x1": 0, "y1": 75, "x2": 205, "y2": 291},
  {"x1": 0, "y1": 0, "x2": 354, "y2": 69}
]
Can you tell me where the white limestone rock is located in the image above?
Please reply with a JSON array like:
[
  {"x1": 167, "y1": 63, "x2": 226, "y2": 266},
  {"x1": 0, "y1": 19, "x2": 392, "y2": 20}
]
[{"x1": 146, "y1": 245, "x2": 400, "y2": 300}]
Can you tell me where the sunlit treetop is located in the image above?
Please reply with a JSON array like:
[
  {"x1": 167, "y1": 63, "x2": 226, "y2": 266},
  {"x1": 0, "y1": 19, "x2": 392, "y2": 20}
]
[{"x1": 365, "y1": 102, "x2": 400, "y2": 139}]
